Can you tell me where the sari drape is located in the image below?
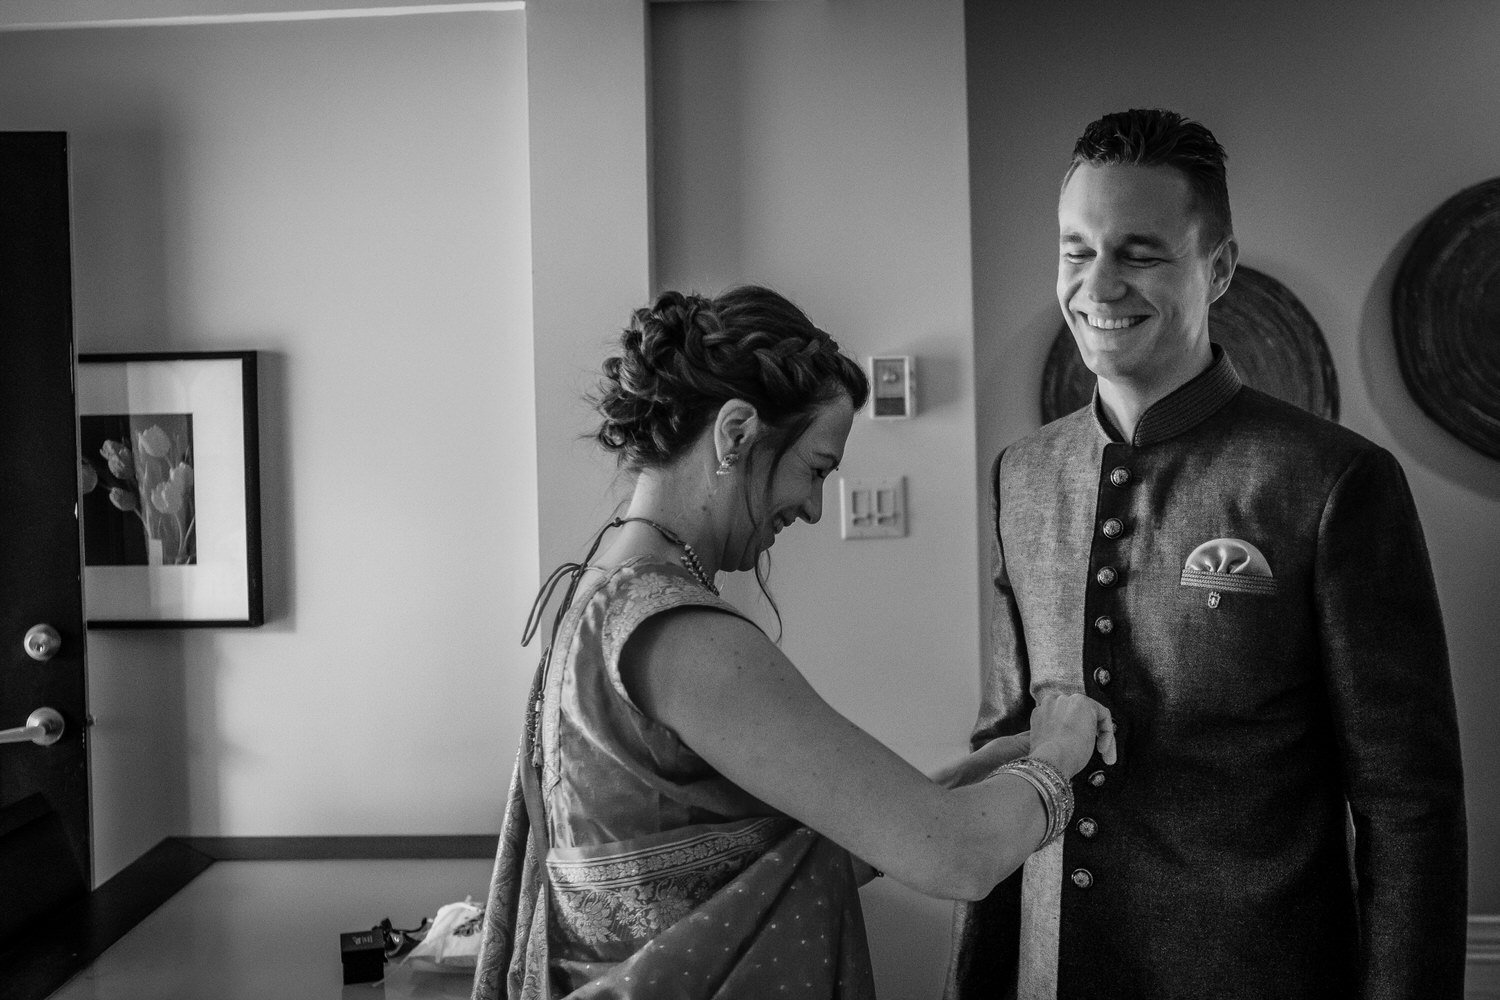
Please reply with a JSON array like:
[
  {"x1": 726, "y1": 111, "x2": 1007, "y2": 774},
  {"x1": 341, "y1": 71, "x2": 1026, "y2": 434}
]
[
  {"x1": 472, "y1": 560, "x2": 876, "y2": 1000},
  {"x1": 472, "y1": 760, "x2": 874, "y2": 999}
]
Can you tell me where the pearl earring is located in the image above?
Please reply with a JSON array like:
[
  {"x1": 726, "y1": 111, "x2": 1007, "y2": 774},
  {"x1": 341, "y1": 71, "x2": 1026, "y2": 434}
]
[{"x1": 715, "y1": 452, "x2": 740, "y2": 477}]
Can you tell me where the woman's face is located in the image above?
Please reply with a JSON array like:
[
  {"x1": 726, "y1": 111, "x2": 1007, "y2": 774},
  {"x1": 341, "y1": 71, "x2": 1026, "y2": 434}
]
[{"x1": 728, "y1": 393, "x2": 854, "y2": 571}]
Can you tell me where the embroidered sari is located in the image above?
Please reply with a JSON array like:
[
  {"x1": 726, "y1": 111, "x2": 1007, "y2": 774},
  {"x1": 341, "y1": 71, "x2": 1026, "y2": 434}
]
[{"x1": 472, "y1": 560, "x2": 875, "y2": 1000}]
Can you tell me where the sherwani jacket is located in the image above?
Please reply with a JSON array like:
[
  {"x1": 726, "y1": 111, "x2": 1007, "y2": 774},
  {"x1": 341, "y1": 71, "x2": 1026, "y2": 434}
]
[{"x1": 949, "y1": 348, "x2": 1467, "y2": 1000}]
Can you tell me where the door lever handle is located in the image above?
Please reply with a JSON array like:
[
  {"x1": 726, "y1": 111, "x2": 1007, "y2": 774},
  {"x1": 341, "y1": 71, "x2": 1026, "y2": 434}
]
[{"x1": 0, "y1": 707, "x2": 65, "y2": 747}]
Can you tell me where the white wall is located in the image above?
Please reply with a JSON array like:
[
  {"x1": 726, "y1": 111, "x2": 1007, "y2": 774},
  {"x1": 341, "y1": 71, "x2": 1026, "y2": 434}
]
[
  {"x1": 526, "y1": 0, "x2": 652, "y2": 572},
  {"x1": 965, "y1": 0, "x2": 1500, "y2": 917},
  {"x1": 0, "y1": 9, "x2": 536, "y2": 883},
  {"x1": 652, "y1": 2, "x2": 977, "y2": 996}
]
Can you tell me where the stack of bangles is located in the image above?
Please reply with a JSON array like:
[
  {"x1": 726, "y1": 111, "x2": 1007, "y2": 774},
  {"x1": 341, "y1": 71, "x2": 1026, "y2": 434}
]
[{"x1": 990, "y1": 756, "x2": 1074, "y2": 850}]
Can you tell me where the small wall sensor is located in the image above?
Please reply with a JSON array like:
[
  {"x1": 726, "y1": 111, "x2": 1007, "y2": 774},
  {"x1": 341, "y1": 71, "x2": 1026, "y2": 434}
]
[{"x1": 869, "y1": 355, "x2": 915, "y2": 419}]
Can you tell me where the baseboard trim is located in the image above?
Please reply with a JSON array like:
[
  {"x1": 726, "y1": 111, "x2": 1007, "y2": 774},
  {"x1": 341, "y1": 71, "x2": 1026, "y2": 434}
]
[
  {"x1": 176, "y1": 833, "x2": 497, "y2": 861},
  {"x1": 0, "y1": 834, "x2": 497, "y2": 1000},
  {"x1": 1473, "y1": 914, "x2": 1500, "y2": 961},
  {"x1": 1468, "y1": 915, "x2": 1500, "y2": 1000}
]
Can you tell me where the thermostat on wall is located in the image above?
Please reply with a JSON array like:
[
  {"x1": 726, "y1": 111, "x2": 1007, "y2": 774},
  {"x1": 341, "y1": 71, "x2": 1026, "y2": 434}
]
[{"x1": 869, "y1": 355, "x2": 915, "y2": 419}]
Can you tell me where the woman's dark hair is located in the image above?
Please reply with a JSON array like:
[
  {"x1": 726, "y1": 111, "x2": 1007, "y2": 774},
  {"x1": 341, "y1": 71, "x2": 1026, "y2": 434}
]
[
  {"x1": 593, "y1": 285, "x2": 869, "y2": 634},
  {"x1": 594, "y1": 285, "x2": 869, "y2": 470}
]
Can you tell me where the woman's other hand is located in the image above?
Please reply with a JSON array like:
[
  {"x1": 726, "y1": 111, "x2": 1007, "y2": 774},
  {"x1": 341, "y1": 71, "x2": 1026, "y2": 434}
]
[{"x1": 1027, "y1": 692, "x2": 1116, "y2": 777}]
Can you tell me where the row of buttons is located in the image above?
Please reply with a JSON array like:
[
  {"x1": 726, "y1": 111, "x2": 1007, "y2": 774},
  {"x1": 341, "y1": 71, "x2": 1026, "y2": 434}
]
[
  {"x1": 1073, "y1": 466, "x2": 1131, "y2": 893},
  {"x1": 1072, "y1": 803, "x2": 1102, "y2": 888},
  {"x1": 1093, "y1": 466, "x2": 1131, "y2": 677}
]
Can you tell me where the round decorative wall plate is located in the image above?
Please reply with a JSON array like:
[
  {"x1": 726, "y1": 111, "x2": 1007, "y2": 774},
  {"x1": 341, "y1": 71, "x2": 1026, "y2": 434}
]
[
  {"x1": 1040, "y1": 265, "x2": 1339, "y2": 425},
  {"x1": 1392, "y1": 177, "x2": 1500, "y2": 460}
]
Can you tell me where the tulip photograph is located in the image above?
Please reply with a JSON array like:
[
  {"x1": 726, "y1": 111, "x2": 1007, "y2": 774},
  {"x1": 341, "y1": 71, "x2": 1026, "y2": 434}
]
[{"x1": 79, "y1": 413, "x2": 197, "y2": 566}]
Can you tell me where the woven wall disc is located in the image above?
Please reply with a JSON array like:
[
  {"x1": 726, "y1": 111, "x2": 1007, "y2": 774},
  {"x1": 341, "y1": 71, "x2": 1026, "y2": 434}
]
[
  {"x1": 1391, "y1": 177, "x2": 1500, "y2": 460},
  {"x1": 1039, "y1": 265, "x2": 1339, "y2": 425}
]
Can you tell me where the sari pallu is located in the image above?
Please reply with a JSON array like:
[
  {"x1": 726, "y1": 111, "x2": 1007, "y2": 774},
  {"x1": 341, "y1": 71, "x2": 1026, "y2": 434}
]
[{"x1": 471, "y1": 751, "x2": 875, "y2": 1000}]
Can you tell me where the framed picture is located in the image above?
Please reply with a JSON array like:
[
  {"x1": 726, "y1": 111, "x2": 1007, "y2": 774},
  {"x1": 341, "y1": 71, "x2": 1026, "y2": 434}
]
[{"x1": 77, "y1": 351, "x2": 263, "y2": 627}]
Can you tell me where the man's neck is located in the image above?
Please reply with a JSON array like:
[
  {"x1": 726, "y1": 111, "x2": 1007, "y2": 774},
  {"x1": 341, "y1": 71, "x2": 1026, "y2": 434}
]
[{"x1": 1097, "y1": 350, "x2": 1214, "y2": 444}]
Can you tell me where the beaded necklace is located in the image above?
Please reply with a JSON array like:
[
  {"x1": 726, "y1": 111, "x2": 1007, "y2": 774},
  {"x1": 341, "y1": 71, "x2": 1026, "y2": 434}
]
[
  {"x1": 615, "y1": 515, "x2": 719, "y2": 595},
  {"x1": 519, "y1": 514, "x2": 717, "y2": 757}
]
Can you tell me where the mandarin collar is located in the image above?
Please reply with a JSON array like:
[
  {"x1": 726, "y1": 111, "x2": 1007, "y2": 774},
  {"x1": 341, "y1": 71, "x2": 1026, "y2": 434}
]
[{"x1": 1092, "y1": 344, "x2": 1244, "y2": 447}]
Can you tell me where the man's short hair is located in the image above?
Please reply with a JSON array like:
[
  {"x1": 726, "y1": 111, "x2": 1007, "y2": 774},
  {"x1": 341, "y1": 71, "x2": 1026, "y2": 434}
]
[{"x1": 1065, "y1": 109, "x2": 1233, "y2": 250}]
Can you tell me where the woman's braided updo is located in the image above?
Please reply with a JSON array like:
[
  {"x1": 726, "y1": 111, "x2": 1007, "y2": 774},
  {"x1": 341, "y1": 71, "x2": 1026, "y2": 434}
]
[{"x1": 594, "y1": 286, "x2": 870, "y2": 469}]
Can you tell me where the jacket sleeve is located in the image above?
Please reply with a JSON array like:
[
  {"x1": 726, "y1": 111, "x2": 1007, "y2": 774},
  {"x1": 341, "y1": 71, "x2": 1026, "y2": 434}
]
[
  {"x1": 1315, "y1": 446, "x2": 1467, "y2": 1000},
  {"x1": 972, "y1": 448, "x2": 1034, "y2": 747},
  {"x1": 945, "y1": 449, "x2": 1034, "y2": 1000}
]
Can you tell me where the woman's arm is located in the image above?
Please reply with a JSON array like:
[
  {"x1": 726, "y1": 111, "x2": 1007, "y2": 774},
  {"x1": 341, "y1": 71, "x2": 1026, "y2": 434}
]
[
  {"x1": 853, "y1": 735, "x2": 1030, "y2": 884},
  {"x1": 620, "y1": 608, "x2": 1103, "y2": 901}
]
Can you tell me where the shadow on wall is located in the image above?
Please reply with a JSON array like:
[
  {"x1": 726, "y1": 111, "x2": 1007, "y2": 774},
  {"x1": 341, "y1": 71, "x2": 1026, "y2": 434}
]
[
  {"x1": 86, "y1": 630, "x2": 191, "y2": 882},
  {"x1": 860, "y1": 880, "x2": 956, "y2": 999},
  {"x1": 1359, "y1": 218, "x2": 1500, "y2": 502},
  {"x1": 252, "y1": 350, "x2": 295, "y2": 631},
  {"x1": 649, "y1": 3, "x2": 752, "y2": 289},
  {"x1": 71, "y1": 128, "x2": 170, "y2": 343},
  {"x1": 89, "y1": 630, "x2": 273, "y2": 855},
  {"x1": 904, "y1": 344, "x2": 964, "y2": 416},
  {"x1": 973, "y1": 300, "x2": 1070, "y2": 457}
]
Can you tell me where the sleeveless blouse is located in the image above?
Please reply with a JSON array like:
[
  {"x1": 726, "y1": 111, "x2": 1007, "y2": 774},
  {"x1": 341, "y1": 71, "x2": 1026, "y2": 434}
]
[
  {"x1": 539, "y1": 558, "x2": 773, "y2": 848},
  {"x1": 472, "y1": 557, "x2": 877, "y2": 1000}
]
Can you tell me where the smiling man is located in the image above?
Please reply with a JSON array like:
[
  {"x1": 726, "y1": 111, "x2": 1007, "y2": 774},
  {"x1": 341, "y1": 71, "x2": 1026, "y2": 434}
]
[{"x1": 948, "y1": 109, "x2": 1467, "y2": 1000}]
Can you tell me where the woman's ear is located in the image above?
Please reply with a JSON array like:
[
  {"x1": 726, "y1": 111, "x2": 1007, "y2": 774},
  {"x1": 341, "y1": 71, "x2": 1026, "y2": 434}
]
[{"x1": 713, "y1": 399, "x2": 761, "y2": 464}]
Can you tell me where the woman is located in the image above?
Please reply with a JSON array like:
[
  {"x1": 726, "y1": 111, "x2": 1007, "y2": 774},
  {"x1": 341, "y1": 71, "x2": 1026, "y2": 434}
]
[{"x1": 472, "y1": 286, "x2": 1114, "y2": 999}]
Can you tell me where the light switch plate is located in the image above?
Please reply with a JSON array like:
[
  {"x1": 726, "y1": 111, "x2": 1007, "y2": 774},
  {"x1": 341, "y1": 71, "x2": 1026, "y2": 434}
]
[
  {"x1": 840, "y1": 476, "x2": 906, "y2": 539},
  {"x1": 868, "y1": 355, "x2": 915, "y2": 419}
]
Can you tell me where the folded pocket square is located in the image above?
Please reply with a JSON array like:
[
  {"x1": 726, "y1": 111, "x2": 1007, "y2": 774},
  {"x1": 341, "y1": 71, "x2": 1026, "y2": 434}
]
[{"x1": 1179, "y1": 537, "x2": 1278, "y2": 595}]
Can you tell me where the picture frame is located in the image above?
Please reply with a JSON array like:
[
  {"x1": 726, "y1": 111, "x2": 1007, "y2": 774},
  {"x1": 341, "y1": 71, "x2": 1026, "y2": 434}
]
[{"x1": 77, "y1": 351, "x2": 263, "y2": 628}]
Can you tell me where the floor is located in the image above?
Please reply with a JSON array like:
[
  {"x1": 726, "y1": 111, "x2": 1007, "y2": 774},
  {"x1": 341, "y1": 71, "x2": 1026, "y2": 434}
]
[
  {"x1": 32, "y1": 852, "x2": 1500, "y2": 999},
  {"x1": 46, "y1": 858, "x2": 494, "y2": 1000}
]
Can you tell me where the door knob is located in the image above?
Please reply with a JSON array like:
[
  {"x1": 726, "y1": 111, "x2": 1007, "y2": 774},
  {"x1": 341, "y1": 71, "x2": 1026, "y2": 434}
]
[
  {"x1": 0, "y1": 707, "x2": 65, "y2": 747},
  {"x1": 23, "y1": 624, "x2": 61, "y2": 662}
]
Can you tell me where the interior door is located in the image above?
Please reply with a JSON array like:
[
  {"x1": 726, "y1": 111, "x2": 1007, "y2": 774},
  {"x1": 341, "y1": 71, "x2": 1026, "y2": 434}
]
[{"x1": 0, "y1": 131, "x2": 91, "y2": 938}]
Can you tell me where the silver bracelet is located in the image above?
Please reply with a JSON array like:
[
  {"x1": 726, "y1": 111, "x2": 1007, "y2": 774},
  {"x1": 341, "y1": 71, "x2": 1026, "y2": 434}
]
[{"x1": 991, "y1": 756, "x2": 1074, "y2": 850}]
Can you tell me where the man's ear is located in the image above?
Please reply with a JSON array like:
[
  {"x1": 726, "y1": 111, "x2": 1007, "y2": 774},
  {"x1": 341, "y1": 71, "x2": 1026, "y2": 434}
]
[
  {"x1": 1208, "y1": 237, "x2": 1239, "y2": 304},
  {"x1": 713, "y1": 399, "x2": 762, "y2": 463}
]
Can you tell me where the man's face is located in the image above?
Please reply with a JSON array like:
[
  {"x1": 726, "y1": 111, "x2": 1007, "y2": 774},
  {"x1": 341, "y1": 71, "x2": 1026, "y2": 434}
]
[{"x1": 1056, "y1": 162, "x2": 1234, "y2": 396}]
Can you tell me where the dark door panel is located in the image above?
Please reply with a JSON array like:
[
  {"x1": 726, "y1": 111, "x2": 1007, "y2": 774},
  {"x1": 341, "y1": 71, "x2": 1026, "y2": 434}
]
[{"x1": 0, "y1": 131, "x2": 91, "y2": 938}]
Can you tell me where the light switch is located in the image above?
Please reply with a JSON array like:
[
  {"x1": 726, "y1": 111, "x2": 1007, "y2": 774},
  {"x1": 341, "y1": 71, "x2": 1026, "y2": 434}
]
[{"x1": 840, "y1": 476, "x2": 906, "y2": 539}]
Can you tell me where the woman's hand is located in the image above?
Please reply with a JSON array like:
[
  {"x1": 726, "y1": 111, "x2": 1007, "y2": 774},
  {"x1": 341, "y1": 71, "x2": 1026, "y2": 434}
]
[{"x1": 1026, "y1": 692, "x2": 1116, "y2": 777}]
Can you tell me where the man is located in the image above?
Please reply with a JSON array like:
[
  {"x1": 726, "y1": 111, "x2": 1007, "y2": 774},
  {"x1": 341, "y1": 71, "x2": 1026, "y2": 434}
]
[{"x1": 949, "y1": 109, "x2": 1467, "y2": 1000}]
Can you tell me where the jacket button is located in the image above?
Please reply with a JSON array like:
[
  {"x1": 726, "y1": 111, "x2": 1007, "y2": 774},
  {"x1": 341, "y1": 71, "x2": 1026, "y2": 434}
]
[
  {"x1": 1087, "y1": 770, "x2": 1106, "y2": 787},
  {"x1": 1093, "y1": 667, "x2": 1112, "y2": 687},
  {"x1": 1076, "y1": 817, "x2": 1098, "y2": 839},
  {"x1": 1109, "y1": 467, "x2": 1131, "y2": 487},
  {"x1": 1096, "y1": 566, "x2": 1118, "y2": 587},
  {"x1": 1101, "y1": 517, "x2": 1124, "y2": 539},
  {"x1": 1094, "y1": 615, "x2": 1114, "y2": 635},
  {"x1": 1071, "y1": 868, "x2": 1094, "y2": 889}
]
